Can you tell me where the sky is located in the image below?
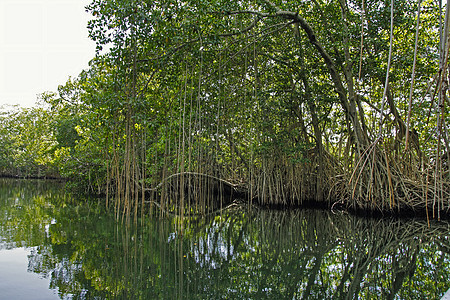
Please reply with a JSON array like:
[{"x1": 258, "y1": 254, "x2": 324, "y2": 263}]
[{"x1": 0, "y1": 0, "x2": 96, "y2": 108}]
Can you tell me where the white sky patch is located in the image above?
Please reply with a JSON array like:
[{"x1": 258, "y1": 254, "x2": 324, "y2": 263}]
[{"x1": 0, "y1": 0, "x2": 96, "y2": 107}]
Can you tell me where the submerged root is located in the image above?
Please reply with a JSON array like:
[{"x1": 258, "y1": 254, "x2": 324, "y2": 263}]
[
  {"x1": 345, "y1": 142, "x2": 450, "y2": 217},
  {"x1": 246, "y1": 142, "x2": 449, "y2": 218},
  {"x1": 145, "y1": 171, "x2": 245, "y2": 215},
  {"x1": 248, "y1": 147, "x2": 344, "y2": 207},
  {"x1": 141, "y1": 145, "x2": 448, "y2": 219}
]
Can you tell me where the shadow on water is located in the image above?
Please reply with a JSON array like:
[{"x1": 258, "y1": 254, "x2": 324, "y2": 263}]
[{"x1": 0, "y1": 178, "x2": 449, "y2": 299}]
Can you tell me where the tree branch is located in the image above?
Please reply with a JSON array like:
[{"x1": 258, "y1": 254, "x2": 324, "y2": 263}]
[{"x1": 261, "y1": 0, "x2": 352, "y2": 119}]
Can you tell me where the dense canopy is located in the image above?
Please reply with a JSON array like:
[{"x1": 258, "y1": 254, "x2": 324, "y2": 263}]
[{"x1": 0, "y1": 0, "x2": 449, "y2": 218}]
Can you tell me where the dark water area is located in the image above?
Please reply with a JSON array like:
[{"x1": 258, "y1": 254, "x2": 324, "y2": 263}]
[{"x1": 0, "y1": 179, "x2": 449, "y2": 299}]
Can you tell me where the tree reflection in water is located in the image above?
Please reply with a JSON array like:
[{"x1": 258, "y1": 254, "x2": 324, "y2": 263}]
[{"x1": 0, "y1": 179, "x2": 449, "y2": 299}]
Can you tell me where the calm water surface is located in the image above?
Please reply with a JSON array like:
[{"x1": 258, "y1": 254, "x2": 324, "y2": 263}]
[{"x1": 0, "y1": 179, "x2": 449, "y2": 299}]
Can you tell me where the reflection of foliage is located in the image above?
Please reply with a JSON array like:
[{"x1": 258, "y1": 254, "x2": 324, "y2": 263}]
[
  {"x1": 0, "y1": 179, "x2": 63, "y2": 249},
  {"x1": 180, "y1": 210, "x2": 450, "y2": 299},
  {"x1": 1, "y1": 179, "x2": 449, "y2": 299},
  {"x1": 46, "y1": 209, "x2": 450, "y2": 299}
]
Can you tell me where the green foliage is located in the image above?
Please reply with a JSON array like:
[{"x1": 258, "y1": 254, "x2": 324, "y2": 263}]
[
  {"x1": 55, "y1": 117, "x2": 82, "y2": 149},
  {"x1": 0, "y1": 105, "x2": 58, "y2": 177},
  {"x1": 0, "y1": 0, "x2": 447, "y2": 210}
]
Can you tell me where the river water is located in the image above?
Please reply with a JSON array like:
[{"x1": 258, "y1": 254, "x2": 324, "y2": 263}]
[{"x1": 0, "y1": 179, "x2": 449, "y2": 299}]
